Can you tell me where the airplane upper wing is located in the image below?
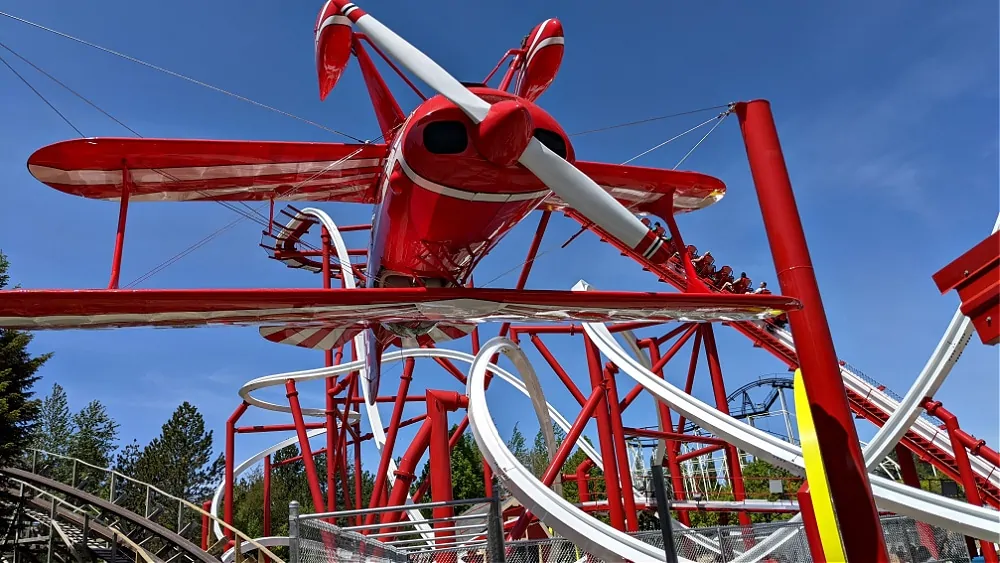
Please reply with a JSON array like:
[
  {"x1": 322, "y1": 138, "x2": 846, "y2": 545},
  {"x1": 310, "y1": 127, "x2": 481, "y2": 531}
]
[
  {"x1": 543, "y1": 160, "x2": 726, "y2": 214},
  {"x1": 0, "y1": 287, "x2": 798, "y2": 330},
  {"x1": 26, "y1": 138, "x2": 388, "y2": 203}
]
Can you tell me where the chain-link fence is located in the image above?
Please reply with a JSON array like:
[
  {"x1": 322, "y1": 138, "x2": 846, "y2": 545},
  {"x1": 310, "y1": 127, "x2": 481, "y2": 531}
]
[
  {"x1": 291, "y1": 493, "x2": 506, "y2": 563},
  {"x1": 290, "y1": 493, "x2": 974, "y2": 563}
]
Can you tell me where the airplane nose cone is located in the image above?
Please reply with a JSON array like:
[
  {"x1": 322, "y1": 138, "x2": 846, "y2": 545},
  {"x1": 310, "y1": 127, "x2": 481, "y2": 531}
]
[{"x1": 472, "y1": 99, "x2": 534, "y2": 167}]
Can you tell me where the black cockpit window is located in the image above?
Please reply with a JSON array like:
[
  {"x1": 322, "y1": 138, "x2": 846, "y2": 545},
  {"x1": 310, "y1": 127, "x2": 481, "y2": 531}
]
[
  {"x1": 533, "y1": 129, "x2": 567, "y2": 159},
  {"x1": 423, "y1": 121, "x2": 468, "y2": 154}
]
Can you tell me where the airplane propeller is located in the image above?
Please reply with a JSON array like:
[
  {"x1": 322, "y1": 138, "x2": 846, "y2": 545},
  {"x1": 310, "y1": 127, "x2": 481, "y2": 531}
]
[
  {"x1": 330, "y1": 1, "x2": 657, "y2": 258},
  {"x1": 327, "y1": 1, "x2": 674, "y2": 402}
]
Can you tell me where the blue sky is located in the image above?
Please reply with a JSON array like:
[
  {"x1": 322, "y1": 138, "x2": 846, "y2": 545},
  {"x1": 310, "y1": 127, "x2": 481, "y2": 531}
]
[{"x1": 1, "y1": 0, "x2": 997, "y2": 487}]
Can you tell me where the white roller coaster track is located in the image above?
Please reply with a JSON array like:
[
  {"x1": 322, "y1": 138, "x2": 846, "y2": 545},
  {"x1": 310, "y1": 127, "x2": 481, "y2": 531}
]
[{"x1": 219, "y1": 210, "x2": 999, "y2": 561}]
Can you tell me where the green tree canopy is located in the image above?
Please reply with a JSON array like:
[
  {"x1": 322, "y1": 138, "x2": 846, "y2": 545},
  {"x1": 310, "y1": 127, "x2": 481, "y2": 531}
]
[
  {"x1": 69, "y1": 399, "x2": 120, "y2": 468},
  {"x1": 136, "y1": 401, "x2": 223, "y2": 501},
  {"x1": 0, "y1": 251, "x2": 50, "y2": 486}
]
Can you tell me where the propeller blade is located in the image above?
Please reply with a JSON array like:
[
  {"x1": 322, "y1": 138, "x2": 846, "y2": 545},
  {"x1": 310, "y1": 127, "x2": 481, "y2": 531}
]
[
  {"x1": 518, "y1": 138, "x2": 665, "y2": 258},
  {"x1": 333, "y1": 2, "x2": 490, "y2": 123},
  {"x1": 333, "y1": 2, "x2": 670, "y2": 263}
]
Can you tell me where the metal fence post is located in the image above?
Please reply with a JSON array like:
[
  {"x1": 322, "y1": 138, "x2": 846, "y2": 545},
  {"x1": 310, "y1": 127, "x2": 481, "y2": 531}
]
[
  {"x1": 288, "y1": 501, "x2": 300, "y2": 563},
  {"x1": 651, "y1": 464, "x2": 679, "y2": 563},
  {"x1": 47, "y1": 497, "x2": 56, "y2": 563},
  {"x1": 81, "y1": 513, "x2": 91, "y2": 562},
  {"x1": 487, "y1": 477, "x2": 506, "y2": 563}
]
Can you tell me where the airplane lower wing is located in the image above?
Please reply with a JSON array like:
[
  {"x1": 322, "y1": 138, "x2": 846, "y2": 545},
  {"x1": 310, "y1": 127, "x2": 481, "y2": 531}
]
[
  {"x1": 0, "y1": 287, "x2": 798, "y2": 330},
  {"x1": 544, "y1": 160, "x2": 727, "y2": 214},
  {"x1": 27, "y1": 138, "x2": 388, "y2": 203}
]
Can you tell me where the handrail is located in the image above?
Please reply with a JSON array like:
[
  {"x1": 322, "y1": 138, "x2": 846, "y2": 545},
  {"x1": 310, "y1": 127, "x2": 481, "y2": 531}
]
[
  {"x1": 12, "y1": 478, "x2": 159, "y2": 563},
  {"x1": 25, "y1": 448, "x2": 285, "y2": 563}
]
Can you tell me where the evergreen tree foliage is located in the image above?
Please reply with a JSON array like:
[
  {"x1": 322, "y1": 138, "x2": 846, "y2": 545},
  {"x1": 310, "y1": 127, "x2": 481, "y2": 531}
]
[
  {"x1": 507, "y1": 423, "x2": 529, "y2": 467},
  {"x1": 415, "y1": 425, "x2": 485, "y2": 515},
  {"x1": 0, "y1": 251, "x2": 50, "y2": 491},
  {"x1": 33, "y1": 383, "x2": 72, "y2": 455},
  {"x1": 136, "y1": 402, "x2": 223, "y2": 501},
  {"x1": 69, "y1": 399, "x2": 120, "y2": 468}
]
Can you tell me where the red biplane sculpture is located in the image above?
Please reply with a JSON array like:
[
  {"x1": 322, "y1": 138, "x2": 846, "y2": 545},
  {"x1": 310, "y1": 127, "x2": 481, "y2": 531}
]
[{"x1": 0, "y1": 0, "x2": 799, "y2": 401}]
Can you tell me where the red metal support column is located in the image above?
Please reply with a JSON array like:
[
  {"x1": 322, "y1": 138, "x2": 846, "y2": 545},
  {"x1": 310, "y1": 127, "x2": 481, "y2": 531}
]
[
  {"x1": 646, "y1": 339, "x2": 690, "y2": 525},
  {"x1": 365, "y1": 358, "x2": 416, "y2": 525},
  {"x1": 285, "y1": 379, "x2": 328, "y2": 513},
  {"x1": 427, "y1": 391, "x2": 469, "y2": 547},
  {"x1": 354, "y1": 428, "x2": 363, "y2": 525},
  {"x1": 584, "y1": 336, "x2": 627, "y2": 530},
  {"x1": 381, "y1": 422, "x2": 433, "y2": 533},
  {"x1": 108, "y1": 165, "x2": 132, "y2": 289},
  {"x1": 701, "y1": 325, "x2": 752, "y2": 528},
  {"x1": 895, "y1": 445, "x2": 939, "y2": 560},
  {"x1": 925, "y1": 401, "x2": 998, "y2": 562},
  {"x1": 797, "y1": 485, "x2": 827, "y2": 563},
  {"x1": 603, "y1": 365, "x2": 640, "y2": 531},
  {"x1": 262, "y1": 455, "x2": 272, "y2": 536},
  {"x1": 224, "y1": 402, "x2": 249, "y2": 538},
  {"x1": 201, "y1": 501, "x2": 211, "y2": 550},
  {"x1": 736, "y1": 99, "x2": 889, "y2": 562},
  {"x1": 321, "y1": 226, "x2": 339, "y2": 513}
]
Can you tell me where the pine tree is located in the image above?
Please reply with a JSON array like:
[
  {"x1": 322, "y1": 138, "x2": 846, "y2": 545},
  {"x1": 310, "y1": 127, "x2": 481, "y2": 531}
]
[
  {"x1": 507, "y1": 423, "x2": 529, "y2": 468},
  {"x1": 69, "y1": 400, "x2": 119, "y2": 468},
  {"x1": 0, "y1": 251, "x2": 50, "y2": 481},
  {"x1": 137, "y1": 402, "x2": 223, "y2": 501},
  {"x1": 33, "y1": 383, "x2": 73, "y2": 483},
  {"x1": 529, "y1": 427, "x2": 550, "y2": 478},
  {"x1": 113, "y1": 440, "x2": 146, "y2": 512}
]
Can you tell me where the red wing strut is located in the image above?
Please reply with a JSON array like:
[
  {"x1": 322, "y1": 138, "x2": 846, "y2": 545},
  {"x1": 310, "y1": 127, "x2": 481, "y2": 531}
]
[
  {"x1": 27, "y1": 138, "x2": 388, "y2": 203},
  {"x1": 0, "y1": 287, "x2": 799, "y2": 330}
]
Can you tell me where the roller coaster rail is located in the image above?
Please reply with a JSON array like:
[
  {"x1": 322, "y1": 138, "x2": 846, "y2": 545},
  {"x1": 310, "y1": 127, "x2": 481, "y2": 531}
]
[
  {"x1": 14, "y1": 449, "x2": 284, "y2": 563},
  {"x1": 4, "y1": 478, "x2": 158, "y2": 563}
]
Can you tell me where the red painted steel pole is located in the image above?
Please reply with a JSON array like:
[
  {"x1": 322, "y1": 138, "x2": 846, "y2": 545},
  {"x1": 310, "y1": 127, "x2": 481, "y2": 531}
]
[
  {"x1": 603, "y1": 365, "x2": 640, "y2": 531},
  {"x1": 672, "y1": 331, "x2": 703, "y2": 447},
  {"x1": 427, "y1": 391, "x2": 462, "y2": 547},
  {"x1": 365, "y1": 358, "x2": 416, "y2": 525},
  {"x1": 796, "y1": 485, "x2": 827, "y2": 563},
  {"x1": 262, "y1": 454, "x2": 272, "y2": 536},
  {"x1": 321, "y1": 226, "x2": 338, "y2": 513},
  {"x1": 926, "y1": 401, "x2": 998, "y2": 562},
  {"x1": 894, "y1": 444, "x2": 939, "y2": 560},
  {"x1": 736, "y1": 99, "x2": 889, "y2": 562},
  {"x1": 108, "y1": 165, "x2": 131, "y2": 289},
  {"x1": 584, "y1": 336, "x2": 627, "y2": 530},
  {"x1": 224, "y1": 402, "x2": 249, "y2": 538},
  {"x1": 381, "y1": 421, "x2": 433, "y2": 533},
  {"x1": 201, "y1": 500, "x2": 211, "y2": 550},
  {"x1": 576, "y1": 459, "x2": 594, "y2": 502},
  {"x1": 701, "y1": 325, "x2": 752, "y2": 529},
  {"x1": 284, "y1": 379, "x2": 328, "y2": 513},
  {"x1": 646, "y1": 340, "x2": 690, "y2": 525}
]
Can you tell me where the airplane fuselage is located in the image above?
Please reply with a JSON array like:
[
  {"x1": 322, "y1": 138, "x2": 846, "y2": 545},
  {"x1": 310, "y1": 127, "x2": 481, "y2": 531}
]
[
  {"x1": 364, "y1": 87, "x2": 573, "y2": 338},
  {"x1": 366, "y1": 87, "x2": 573, "y2": 290}
]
